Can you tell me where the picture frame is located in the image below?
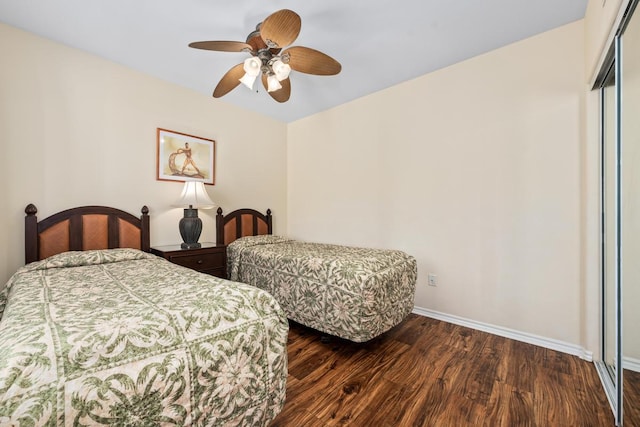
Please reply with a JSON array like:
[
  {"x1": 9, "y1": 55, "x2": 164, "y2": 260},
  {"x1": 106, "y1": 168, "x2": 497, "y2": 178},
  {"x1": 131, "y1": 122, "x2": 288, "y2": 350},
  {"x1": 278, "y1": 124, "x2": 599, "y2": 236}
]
[{"x1": 156, "y1": 128, "x2": 215, "y2": 185}]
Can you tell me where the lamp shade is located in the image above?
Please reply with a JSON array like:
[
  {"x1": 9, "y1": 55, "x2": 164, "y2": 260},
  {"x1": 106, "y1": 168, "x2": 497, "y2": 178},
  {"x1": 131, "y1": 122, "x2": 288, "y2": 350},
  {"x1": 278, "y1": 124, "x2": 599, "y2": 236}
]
[
  {"x1": 243, "y1": 57, "x2": 262, "y2": 75},
  {"x1": 239, "y1": 73, "x2": 258, "y2": 90},
  {"x1": 272, "y1": 59, "x2": 291, "y2": 81},
  {"x1": 267, "y1": 74, "x2": 282, "y2": 92},
  {"x1": 240, "y1": 57, "x2": 262, "y2": 89},
  {"x1": 172, "y1": 181, "x2": 215, "y2": 209}
]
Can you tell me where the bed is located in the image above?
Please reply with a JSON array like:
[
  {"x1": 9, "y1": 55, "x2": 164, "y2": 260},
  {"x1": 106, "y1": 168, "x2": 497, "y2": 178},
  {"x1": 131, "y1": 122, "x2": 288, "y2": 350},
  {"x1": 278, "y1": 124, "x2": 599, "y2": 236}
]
[
  {"x1": 216, "y1": 208, "x2": 417, "y2": 343},
  {"x1": 0, "y1": 204, "x2": 288, "y2": 426}
]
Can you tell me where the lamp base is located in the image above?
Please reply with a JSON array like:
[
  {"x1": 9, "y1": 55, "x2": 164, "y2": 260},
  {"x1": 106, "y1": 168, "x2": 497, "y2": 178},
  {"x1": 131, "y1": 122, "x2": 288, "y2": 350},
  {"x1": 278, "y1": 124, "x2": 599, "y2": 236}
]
[
  {"x1": 179, "y1": 207, "x2": 203, "y2": 249},
  {"x1": 181, "y1": 242, "x2": 202, "y2": 249}
]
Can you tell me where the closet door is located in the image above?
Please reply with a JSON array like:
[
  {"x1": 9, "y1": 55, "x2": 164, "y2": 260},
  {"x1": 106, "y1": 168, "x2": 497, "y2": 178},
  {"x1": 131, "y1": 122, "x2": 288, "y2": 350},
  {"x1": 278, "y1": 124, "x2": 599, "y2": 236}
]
[
  {"x1": 600, "y1": 62, "x2": 619, "y2": 417},
  {"x1": 597, "y1": 3, "x2": 640, "y2": 425},
  {"x1": 621, "y1": 2, "x2": 640, "y2": 425},
  {"x1": 602, "y1": 66, "x2": 617, "y2": 377}
]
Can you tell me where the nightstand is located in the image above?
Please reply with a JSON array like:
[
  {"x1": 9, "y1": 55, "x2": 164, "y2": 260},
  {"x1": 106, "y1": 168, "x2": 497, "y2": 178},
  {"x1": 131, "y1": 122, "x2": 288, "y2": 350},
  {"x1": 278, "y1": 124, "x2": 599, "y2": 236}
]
[{"x1": 150, "y1": 242, "x2": 227, "y2": 278}]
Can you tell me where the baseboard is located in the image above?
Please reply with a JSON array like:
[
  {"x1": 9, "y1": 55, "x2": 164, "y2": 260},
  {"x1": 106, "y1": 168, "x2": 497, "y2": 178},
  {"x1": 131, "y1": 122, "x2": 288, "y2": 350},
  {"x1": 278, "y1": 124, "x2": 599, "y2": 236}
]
[
  {"x1": 412, "y1": 306, "x2": 594, "y2": 361},
  {"x1": 623, "y1": 356, "x2": 640, "y2": 373}
]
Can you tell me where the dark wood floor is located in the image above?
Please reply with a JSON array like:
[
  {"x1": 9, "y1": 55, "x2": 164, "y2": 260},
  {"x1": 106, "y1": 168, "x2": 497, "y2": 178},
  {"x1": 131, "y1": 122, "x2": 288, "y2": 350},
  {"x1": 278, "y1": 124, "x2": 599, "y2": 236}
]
[
  {"x1": 624, "y1": 369, "x2": 640, "y2": 426},
  {"x1": 270, "y1": 314, "x2": 615, "y2": 427}
]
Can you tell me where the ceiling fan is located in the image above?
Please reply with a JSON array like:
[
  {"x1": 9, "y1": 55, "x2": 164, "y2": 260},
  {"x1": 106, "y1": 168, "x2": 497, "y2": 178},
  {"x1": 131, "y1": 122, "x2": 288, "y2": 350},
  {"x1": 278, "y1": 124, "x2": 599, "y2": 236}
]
[{"x1": 189, "y1": 9, "x2": 341, "y2": 103}]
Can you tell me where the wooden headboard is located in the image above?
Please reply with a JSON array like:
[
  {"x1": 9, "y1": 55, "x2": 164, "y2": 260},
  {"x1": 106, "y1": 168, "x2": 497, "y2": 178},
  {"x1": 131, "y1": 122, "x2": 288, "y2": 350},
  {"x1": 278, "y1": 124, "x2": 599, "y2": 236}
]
[
  {"x1": 25, "y1": 204, "x2": 150, "y2": 264},
  {"x1": 216, "y1": 208, "x2": 272, "y2": 245}
]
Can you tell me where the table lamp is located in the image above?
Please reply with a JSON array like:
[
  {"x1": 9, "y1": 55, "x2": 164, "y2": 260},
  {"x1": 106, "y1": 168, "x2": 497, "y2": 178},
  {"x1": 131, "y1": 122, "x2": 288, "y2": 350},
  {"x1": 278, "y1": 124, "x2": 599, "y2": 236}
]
[{"x1": 173, "y1": 181, "x2": 215, "y2": 249}]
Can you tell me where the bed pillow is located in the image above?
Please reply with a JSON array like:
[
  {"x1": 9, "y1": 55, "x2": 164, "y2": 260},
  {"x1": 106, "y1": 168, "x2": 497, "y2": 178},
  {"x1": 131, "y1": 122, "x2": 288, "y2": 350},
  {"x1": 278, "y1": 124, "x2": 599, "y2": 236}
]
[
  {"x1": 231, "y1": 234, "x2": 293, "y2": 248},
  {"x1": 21, "y1": 248, "x2": 154, "y2": 272}
]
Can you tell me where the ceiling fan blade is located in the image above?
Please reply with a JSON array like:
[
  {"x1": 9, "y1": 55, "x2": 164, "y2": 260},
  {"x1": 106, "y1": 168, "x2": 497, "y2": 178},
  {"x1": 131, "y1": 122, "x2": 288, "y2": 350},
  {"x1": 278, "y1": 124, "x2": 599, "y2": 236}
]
[
  {"x1": 189, "y1": 41, "x2": 252, "y2": 52},
  {"x1": 260, "y1": 9, "x2": 301, "y2": 49},
  {"x1": 283, "y1": 46, "x2": 341, "y2": 76},
  {"x1": 261, "y1": 74, "x2": 291, "y2": 103},
  {"x1": 213, "y1": 63, "x2": 245, "y2": 98}
]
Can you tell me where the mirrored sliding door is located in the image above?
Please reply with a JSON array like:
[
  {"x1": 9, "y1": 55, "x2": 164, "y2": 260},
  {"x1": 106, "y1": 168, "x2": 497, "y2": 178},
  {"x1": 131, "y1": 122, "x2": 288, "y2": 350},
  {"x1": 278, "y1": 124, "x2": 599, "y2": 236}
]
[
  {"x1": 621, "y1": 2, "x2": 640, "y2": 425},
  {"x1": 598, "y1": 59, "x2": 620, "y2": 422},
  {"x1": 597, "y1": 1, "x2": 640, "y2": 425},
  {"x1": 602, "y1": 62, "x2": 618, "y2": 381}
]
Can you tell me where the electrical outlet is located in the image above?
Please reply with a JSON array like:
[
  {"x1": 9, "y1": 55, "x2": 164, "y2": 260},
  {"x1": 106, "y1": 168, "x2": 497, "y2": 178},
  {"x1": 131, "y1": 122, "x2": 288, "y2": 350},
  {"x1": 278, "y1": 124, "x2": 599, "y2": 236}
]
[{"x1": 428, "y1": 273, "x2": 437, "y2": 286}]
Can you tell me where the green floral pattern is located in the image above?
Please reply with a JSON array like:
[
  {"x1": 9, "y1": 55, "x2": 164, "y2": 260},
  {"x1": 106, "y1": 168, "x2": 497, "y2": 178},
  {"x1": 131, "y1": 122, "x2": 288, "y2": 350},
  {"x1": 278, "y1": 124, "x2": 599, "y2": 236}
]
[
  {"x1": 228, "y1": 236, "x2": 417, "y2": 342},
  {"x1": 0, "y1": 248, "x2": 288, "y2": 426}
]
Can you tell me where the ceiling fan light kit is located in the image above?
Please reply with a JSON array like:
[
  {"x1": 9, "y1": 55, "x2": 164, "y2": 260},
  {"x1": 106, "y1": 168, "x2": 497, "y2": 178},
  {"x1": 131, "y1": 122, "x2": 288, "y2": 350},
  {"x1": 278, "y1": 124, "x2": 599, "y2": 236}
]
[{"x1": 189, "y1": 9, "x2": 341, "y2": 103}]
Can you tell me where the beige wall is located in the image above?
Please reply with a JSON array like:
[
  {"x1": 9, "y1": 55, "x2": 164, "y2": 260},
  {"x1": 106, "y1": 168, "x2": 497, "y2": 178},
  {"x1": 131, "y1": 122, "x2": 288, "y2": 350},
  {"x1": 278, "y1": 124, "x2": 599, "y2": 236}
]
[
  {"x1": 0, "y1": 23, "x2": 287, "y2": 285},
  {"x1": 288, "y1": 22, "x2": 585, "y2": 346}
]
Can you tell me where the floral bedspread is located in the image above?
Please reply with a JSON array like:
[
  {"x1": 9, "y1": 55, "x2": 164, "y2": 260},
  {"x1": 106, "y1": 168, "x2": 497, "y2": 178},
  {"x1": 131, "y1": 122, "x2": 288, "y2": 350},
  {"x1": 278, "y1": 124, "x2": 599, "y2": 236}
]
[
  {"x1": 0, "y1": 249, "x2": 288, "y2": 426},
  {"x1": 228, "y1": 235, "x2": 417, "y2": 343}
]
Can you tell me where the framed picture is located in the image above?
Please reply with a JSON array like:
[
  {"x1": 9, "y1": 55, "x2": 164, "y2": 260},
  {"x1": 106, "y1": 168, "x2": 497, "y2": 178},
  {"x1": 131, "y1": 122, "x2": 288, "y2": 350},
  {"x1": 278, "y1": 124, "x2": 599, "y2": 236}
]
[{"x1": 157, "y1": 128, "x2": 215, "y2": 185}]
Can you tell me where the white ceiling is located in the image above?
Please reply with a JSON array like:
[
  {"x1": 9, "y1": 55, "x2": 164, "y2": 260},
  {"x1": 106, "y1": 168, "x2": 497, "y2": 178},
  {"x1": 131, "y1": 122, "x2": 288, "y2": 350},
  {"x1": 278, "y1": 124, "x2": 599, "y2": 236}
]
[{"x1": 0, "y1": 0, "x2": 588, "y2": 123}]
